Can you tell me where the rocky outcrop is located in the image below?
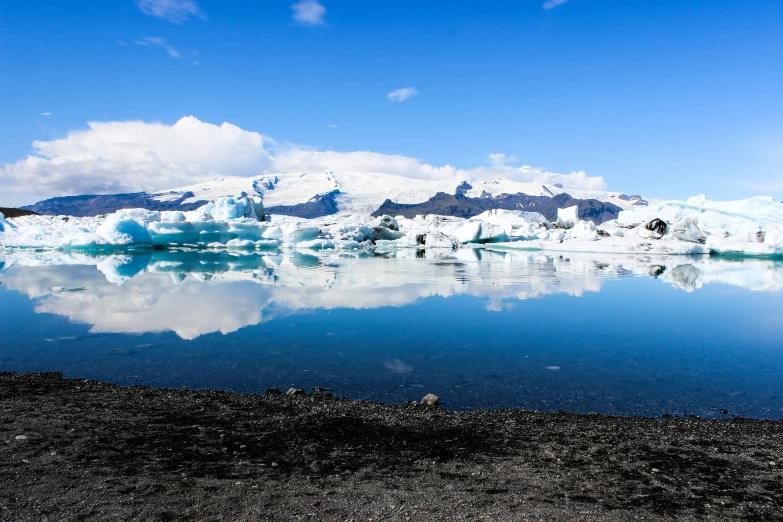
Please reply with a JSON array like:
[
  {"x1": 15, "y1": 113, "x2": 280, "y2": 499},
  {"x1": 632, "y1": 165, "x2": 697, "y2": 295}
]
[
  {"x1": 0, "y1": 207, "x2": 38, "y2": 218},
  {"x1": 372, "y1": 191, "x2": 622, "y2": 224},
  {"x1": 22, "y1": 192, "x2": 206, "y2": 217},
  {"x1": 618, "y1": 194, "x2": 649, "y2": 206},
  {"x1": 266, "y1": 190, "x2": 340, "y2": 219}
]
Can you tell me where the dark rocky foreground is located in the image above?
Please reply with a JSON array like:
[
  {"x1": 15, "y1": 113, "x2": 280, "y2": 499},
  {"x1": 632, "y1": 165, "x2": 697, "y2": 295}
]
[
  {"x1": 1, "y1": 373, "x2": 781, "y2": 521},
  {"x1": 0, "y1": 208, "x2": 37, "y2": 219}
]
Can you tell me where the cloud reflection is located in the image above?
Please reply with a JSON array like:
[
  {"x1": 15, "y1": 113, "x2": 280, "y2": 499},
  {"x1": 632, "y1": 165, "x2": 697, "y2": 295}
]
[{"x1": 1, "y1": 249, "x2": 781, "y2": 339}]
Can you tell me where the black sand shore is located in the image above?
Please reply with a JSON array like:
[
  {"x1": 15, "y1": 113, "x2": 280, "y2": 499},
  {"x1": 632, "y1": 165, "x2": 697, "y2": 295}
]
[{"x1": 1, "y1": 372, "x2": 781, "y2": 521}]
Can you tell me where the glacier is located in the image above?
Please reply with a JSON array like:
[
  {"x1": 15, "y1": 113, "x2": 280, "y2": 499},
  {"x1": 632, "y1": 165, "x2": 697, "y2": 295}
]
[
  {"x1": 2, "y1": 193, "x2": 783, "y2": 258},
  {"x1": 150, "y1": 171, "x2": 652, "y2": 216}
]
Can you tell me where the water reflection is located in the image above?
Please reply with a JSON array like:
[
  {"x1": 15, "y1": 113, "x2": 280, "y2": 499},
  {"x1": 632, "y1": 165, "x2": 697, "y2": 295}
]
[
  {"x1": 2, "y1": 249, "x2": 783, "y2": 418},
  {"x1": 1, "y1": 249, "x2": 782, "y2": 339}
]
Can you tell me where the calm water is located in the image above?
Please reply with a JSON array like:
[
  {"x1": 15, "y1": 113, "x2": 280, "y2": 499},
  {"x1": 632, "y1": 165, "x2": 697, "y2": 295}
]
[{"x1": 1, "y1": 248, "x2": 782, "y2": 418}]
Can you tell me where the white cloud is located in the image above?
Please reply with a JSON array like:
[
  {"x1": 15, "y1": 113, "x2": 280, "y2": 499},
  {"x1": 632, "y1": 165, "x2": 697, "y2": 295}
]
[
  {"x1": 0, "y1": 116, "x2": 607, "y2": 200},
  {"x1": 291, "y1": 1, "x2": 326, "y2": 25},
  {"x1": 543, "y1": 0, "x2": 568, "y2": 9},
  {"x1": 134, "y1": 37, "x2": 181, "y2": 58},
  {"x1": 328, "y1": 124, "x2": 339, "y2": 128},
  {"x1": 136, "y1": 0, "x2": 204, "y2": 23},
  {"x1": 192, "y1": 60, "x2": 200, "y2": 66},
  {"x1": 388, "y1": 87, "x2": 419, "y2": 103},
  {"x1": 41, "y1": 112, "x2": 52, "y2": 116},
  {"x1": 0, "y1": 117, "x2": 271, "y2": 197},
  {"x1": 488, "y1": 153, "x2": 518, "y2": 167}
]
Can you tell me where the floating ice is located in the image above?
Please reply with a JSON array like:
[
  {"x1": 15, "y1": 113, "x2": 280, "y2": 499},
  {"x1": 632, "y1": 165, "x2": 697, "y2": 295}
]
[
  {"x1": 612, "y1": 196, "x2": 783, "y2": 256},
  {"x1": 556, "y1": 205, "x2": 579, "y2": 228},
  {"x1": 209, "y1": 196, "x2": 264, "y2": 221},
  {"x1": 96, "y1": 211, "x2": 153, "y2": 245},
  {"x1": 421, "y1": 230, "x2": 461, "y2": 249},
  {"x1": 671, "y1": 217, "x2": 706, "y2": 243},
  {"x1": 2, "y1": 194, "x2": 782, "y2": 258}
]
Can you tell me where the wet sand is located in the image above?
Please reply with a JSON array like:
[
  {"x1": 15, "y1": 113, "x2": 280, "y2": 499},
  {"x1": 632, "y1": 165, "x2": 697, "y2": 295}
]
[{"x1": 1, "y1": 372, "x2": 781, "y2": 521}]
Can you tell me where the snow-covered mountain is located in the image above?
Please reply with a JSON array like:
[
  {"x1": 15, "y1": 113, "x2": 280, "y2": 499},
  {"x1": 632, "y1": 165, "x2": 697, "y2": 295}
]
[
  {"x1": 23, "y1": 170, "x2": 652, "y2": 221},
  {"x1": 155, "y1": 170, "x2": 651, "y2": 214}
]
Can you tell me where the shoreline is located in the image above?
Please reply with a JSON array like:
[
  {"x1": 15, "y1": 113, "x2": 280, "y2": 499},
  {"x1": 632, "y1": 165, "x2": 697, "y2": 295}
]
[{"x1": 2, "y1": 372, "x2": 781, "y2": 520}]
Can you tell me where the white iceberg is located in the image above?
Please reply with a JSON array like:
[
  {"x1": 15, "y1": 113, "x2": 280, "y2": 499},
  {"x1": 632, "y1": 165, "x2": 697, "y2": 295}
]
[
  {"x1": 96, "y1": 211, "x2": 153, "y2": 245},
  {"x1": 556, "y1": 205, "x2": 579, "y2": 228},
  {"x1": 2, "y1": 194, "x2": 783, "y2": 258}
]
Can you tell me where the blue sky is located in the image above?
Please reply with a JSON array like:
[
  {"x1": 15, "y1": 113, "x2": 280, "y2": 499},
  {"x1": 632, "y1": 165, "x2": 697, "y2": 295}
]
[{"x1": 1, "y1": 0, "x2": 782, "y2": 205}]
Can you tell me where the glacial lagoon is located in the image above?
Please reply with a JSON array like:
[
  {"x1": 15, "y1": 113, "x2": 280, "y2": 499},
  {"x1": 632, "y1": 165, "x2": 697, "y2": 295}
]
[{"x1": 1, "y1": 248, "x2": 782, "y2": 419}]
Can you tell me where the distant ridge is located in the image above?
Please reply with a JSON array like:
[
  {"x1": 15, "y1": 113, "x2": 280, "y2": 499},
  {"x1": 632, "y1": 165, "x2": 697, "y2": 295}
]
[
  {"x1": 20, "y1": 171, "x2": 643, "y2": 220},
  {"x1": 265, "y1": 190, "x2": 340, "y2": 219},
  {"x1": 372, "y1": 191, "x2": 623, "y2": 223},
  {"x1": 22, "y1": 192, "x2": 206, "y2": 217}
]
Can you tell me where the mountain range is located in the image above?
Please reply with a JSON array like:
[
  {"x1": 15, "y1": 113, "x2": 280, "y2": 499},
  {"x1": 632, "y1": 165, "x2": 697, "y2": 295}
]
[{"x1": 22, "y1": 171, "x2": 650, "y2": 224}]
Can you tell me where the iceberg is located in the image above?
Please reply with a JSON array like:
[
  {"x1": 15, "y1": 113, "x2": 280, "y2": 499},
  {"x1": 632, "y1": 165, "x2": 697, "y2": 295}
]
[
  {"x1": 556, "y1": 205, "x2": 579, "y2": 228},
  {"x1": 671, "y1": 217, "x2": 706, "y2": 243},
  {"x1": 612, "y1": 195, "x2": 783, "y2": 257},
  {"x1": 96, "y1": 211, "x2": 153, "y2": 245},
  {"x1": 2, "y1": 194, "x2": 783, "y2": 259}
]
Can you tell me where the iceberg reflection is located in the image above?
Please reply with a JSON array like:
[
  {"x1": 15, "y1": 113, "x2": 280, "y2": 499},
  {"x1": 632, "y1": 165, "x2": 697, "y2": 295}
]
[{"x1": 1, "y1": 249, "x2": 781, "y2": 339}]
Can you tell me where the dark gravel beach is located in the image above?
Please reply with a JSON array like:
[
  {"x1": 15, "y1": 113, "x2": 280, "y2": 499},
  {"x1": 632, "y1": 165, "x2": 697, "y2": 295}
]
[{"x1": 1, "y1": 372, "x2": 781, "y2": 521}]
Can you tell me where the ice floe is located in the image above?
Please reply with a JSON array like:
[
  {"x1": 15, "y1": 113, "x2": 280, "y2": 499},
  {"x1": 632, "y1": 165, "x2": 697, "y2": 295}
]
[{"x1": 2, "y1": 194, "x2": 783, "y2": 258}]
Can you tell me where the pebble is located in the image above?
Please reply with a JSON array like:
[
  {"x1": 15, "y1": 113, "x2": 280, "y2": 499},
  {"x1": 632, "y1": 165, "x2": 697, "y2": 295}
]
[
  {"x1": 720, "y1": 409, "x2": 729, "y2": 415},
  {"x1": 14, "y1": 435, "x2": 28, "y2": 441},
  {"x1": 770, "y1": 461, "x2": 776, "y2": 466},
  {"x1": 421, "y1": 394, "x2": 439, "y2": 407},
  {"x1": 312, "y1": 387, "x2": 329, "y2": 392},
  {"x1": 265, "y1": 387, "x2": 282, "y2": 396},
  {"x1": 286, "y1": 388, "x2": 305, "y2": 396},
  {"x1": 651, "y1": 468, "x2": 660, "y2": 473}
]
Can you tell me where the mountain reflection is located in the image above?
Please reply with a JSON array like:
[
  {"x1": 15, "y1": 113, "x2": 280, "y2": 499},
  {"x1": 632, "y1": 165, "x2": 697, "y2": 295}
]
[{"x1": 1, "y1": 249, "x2": 781, "y2": 339}]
